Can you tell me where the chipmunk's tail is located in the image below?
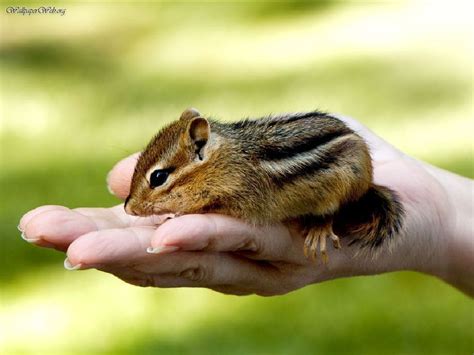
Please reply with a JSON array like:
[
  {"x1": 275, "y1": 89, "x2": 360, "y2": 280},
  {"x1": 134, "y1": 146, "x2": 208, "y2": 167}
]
[{"x1": 335, "y1": 184, "x2": 404, "y2": 249}]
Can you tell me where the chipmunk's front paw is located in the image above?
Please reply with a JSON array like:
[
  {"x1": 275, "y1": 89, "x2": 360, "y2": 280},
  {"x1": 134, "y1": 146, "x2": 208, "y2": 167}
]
[{"x1": 303, "y1": 223, "x2": 341, "y2": 263}]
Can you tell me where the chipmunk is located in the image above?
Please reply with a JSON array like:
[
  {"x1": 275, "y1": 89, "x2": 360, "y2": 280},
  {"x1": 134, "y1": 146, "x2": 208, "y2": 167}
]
[{"x1": 125, "y1": 108, "x2": 404, "y2": 262}]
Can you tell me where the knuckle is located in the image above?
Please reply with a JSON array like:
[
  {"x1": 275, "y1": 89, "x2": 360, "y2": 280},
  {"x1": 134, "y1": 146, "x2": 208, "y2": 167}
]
[
  {"x1": 239, "y1": 239, "x2": 259, "y2": 253},
  {"x1": 236, "y1": 238, "x2": 263, "y2": 257},
  {"x1": 205, "y1": 235, "x2": 219, "y2": 251},
  {"x1": 179, "y1": 264, "x2": 210, "y2": 283},
  {"x1": 200, "y1": 215, "x2": 219, "y2": 249}
]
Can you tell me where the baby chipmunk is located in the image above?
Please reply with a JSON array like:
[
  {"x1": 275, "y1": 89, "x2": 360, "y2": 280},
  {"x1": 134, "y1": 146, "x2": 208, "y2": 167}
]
[{"x1": 125, "y1": 108, "x2": 404, "y2": 262}]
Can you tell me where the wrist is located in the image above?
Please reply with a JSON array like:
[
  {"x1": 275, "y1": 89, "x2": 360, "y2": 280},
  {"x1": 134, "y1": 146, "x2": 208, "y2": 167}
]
[{"x1": 420, "y1": 162, "x2": 474, "y2": 296}]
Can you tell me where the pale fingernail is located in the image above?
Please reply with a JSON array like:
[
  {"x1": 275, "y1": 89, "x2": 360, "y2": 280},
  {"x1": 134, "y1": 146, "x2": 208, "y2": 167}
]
[
  {"x1": 64, "y1": 258, "x2": 82, "y2": 271},
  {"x1": 146, "y1": 245, "x2": 179, "y2": 254},
  {"x1": 21, "y1": 232, "x2": 40, "y2": 243},
  {"x1": 106, "y1": 171, "x2": 115, "y2": 196}
]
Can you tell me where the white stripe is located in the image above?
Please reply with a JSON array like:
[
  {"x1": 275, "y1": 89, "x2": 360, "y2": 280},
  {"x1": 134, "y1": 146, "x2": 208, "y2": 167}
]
[
  {"x1": 260, "y1": 147, "x2": 325, "y2": 177},
  {"x1": 259, "y1": 135, "x2": 349, "y2": 177}
]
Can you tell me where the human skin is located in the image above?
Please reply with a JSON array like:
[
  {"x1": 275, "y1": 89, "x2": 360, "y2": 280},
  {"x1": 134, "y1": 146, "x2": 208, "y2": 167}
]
[{"x1": 18, "y1": 116, "x2": 474, "y2": 297}]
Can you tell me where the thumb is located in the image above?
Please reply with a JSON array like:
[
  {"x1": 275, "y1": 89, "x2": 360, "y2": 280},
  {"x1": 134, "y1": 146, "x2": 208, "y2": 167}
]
[{"x1": 106, "y1": 152, "x2": 140, "y2": 200}]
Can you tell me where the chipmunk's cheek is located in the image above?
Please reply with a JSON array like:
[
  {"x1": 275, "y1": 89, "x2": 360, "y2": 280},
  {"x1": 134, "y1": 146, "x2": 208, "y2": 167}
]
[{"x1": 147, "y1": 196, "x2": 173, "y2": 215}]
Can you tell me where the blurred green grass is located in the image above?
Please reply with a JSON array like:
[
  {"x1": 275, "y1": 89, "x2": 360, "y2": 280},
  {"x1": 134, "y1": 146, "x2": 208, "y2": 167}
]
[{"x1": 1, "y1": 1, "x2": 472, "y2": 354}]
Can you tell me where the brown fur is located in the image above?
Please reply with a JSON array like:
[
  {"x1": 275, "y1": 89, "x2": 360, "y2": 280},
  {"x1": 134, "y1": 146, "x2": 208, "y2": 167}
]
[{"x1": 126, "y1": 109, "x2": 404, "y2": 251}]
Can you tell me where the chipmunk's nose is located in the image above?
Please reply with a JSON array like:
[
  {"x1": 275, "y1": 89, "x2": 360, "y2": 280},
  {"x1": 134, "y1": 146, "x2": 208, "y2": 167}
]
[{"x1": 124, "y1": 196, "x2": 138, "y2": 216}]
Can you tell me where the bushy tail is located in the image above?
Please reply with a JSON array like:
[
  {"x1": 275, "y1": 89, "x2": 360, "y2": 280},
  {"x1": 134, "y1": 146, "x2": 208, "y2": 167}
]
[{"x1": 334, "y1": 184, "x2": 404, "y2": 249}]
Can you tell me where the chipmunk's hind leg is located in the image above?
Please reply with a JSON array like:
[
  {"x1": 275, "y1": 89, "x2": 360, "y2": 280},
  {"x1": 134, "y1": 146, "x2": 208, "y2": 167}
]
[
  {"x1": 334, "y1": 184, "x2": 404, "y2": 249},
  {"x1": 300, "y1": 215, "x2": 342, "y2": 263}
]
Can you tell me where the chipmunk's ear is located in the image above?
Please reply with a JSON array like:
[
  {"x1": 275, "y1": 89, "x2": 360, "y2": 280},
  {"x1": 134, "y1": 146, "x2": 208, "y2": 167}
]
[
  {"x1": 187, "y1": 117, "x2": 210, "y2": 160},
  {"x1": 188, "y1": 117, "x2": 210, "y2": 143},
  {"x1": 180, "y1": 108, "x2": 201, "y2": 121}
]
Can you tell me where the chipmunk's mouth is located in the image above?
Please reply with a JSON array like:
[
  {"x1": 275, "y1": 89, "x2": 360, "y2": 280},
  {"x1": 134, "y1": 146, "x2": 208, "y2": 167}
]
[
  {"x1": 125, "y1": 197, "x2": 184, "y2": 217},
  {"x1": 152, "y1": 207, "x2": 183, "y2": 217},
  {"x1": 153, "y1": 212, "x2": 182, "y2": 220}
]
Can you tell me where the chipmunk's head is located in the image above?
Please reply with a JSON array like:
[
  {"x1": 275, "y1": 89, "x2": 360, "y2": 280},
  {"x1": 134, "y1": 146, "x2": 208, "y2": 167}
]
[{"x1": 125, "y1": 108, "x2": 218, "y2": 217}]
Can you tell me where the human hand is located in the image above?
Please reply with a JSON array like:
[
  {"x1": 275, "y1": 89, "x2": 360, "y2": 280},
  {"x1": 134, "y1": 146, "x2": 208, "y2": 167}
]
[{"x1": 19, "y1": 116, "x2": 472, "y2": 296}]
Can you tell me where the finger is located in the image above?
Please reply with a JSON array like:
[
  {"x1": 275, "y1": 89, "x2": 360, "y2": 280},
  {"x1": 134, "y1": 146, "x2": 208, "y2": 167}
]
[
  {"x1": 22, "y1": 207, "x2": 98, "y2": 250},
  {"x1": 149, "y1": 214, "x2": 299, "y2": 261},
  {"x1": 113, "y1": 269, "x2": 254, "y2": 295},
  {"x1": 19, "y1": 205, "x2": 69, "y2": 232},
  {"x1": 106, "y1": 152, "x2": 140, "y2": 200},
  {"x1": 74, "y1": 204, "x2": 170, "y2": 229},
  {"x1": 112, "y1": 251, "x2": 277, "y2": 293},
  {"x1": 103, "y1": 264, "x2": 255, "y2": 294},
  {"x1": 21, "y1": 204, "x2": 168, "y2": 249},
  {"x1": 19, "y1": 205, "x2": 72, "y2": 249},
  {"x1": 66, "y1": 226, "x2": 278, "y2": 292},
  {"x1": 66, "y1": 226, "x2": 156, "y2": 267}
]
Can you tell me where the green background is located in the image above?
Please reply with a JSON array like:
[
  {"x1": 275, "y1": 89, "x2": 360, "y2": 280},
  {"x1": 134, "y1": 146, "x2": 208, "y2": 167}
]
[{"x1": 1, "y1": 1, "x2": 472, "y2": 354}]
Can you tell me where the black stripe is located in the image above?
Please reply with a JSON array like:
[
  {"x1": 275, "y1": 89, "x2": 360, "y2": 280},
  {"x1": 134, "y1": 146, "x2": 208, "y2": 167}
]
[
  {"x1": 229, "y1": 110, "x2": 330, "y2": 130},
  {"x1": 258, "y1": 130, "x2": 350, "y2": 161},
  {"x1": 266, "y1": 111, "x2": 331, "y2": 126},
  {"x1": 269, "y1": 137, "x2": 357, "y2": 187}
]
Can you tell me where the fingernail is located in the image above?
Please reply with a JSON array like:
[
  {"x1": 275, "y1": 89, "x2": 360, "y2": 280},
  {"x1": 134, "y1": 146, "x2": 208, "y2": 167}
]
[
  {"x1": 146, "y1": 245, "x2": 179, "y2": 254},
  {"x1": 64, "y1": 258, "x2": 82, "y2": 271},
  {"x1": 21, "y1": 232, "x2": 40, "y2": 243},
  {"x1": 106, "y1": 171, "x2": 115, "y2": 196}
]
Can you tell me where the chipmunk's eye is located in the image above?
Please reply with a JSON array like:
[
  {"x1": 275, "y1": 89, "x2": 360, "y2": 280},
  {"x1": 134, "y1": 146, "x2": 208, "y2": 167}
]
[{"x1": 149, "y1": 168, "x2": 173, "y2": 188}]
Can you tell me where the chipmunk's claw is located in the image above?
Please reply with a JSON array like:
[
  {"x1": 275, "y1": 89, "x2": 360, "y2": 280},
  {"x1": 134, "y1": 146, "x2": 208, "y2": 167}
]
[
  {"x1": 303, "y1": 224, "x2": 341, "y2": 263},
  {"x1": 330, "y1": 231, "x2": 342, "y2": 249}
]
